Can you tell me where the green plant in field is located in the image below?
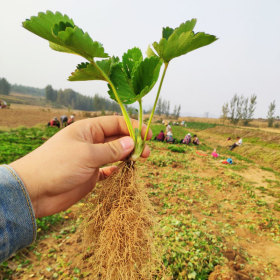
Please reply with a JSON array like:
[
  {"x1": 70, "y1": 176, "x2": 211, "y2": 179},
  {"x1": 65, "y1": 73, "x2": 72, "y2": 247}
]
[
  {"x1": 23, "y1": 11, "x2": 217, "y2": 160},
  {"x1": 184, "y1": 122, "x2": 218, "y2": 130},
  {"x1": 157, "y1": 215, "x2": 224, "y2": 279},
  {"x1": 148, "y1": 154, "x2": 175, "y2": 167},
  {"x1": 226, "y1": 151, "x2": 253, "y2": 163},
  {"x1": 274, "y1": 203, "x2": 280, "y2": 211},
  {"x1": 151, "y1": 124, "x2": 188, "y2": 140},
  {"x1": 36, "y1": 213, "x2": 64, "y2": 234},
  {"x1": 168, "y1": 145, "x2": 186, "y2": 153},
  {"x1": 0, "y1": 127, "x2": 58, "y2": 164}
]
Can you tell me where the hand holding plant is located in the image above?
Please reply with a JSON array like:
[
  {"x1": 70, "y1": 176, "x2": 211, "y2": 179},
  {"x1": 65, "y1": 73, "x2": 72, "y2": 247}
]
[
  {"x1": 10, "y1": 116, "x2": 151, "y2": 218},
  {"x1": 23, "y1": 11, "x2": 217, "y2": 279}
]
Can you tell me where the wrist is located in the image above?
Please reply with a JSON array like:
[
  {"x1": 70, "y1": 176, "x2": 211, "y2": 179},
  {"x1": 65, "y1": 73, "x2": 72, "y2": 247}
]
[{"x1": 10, "y1": 157, "x2": 40, "y2": 217}]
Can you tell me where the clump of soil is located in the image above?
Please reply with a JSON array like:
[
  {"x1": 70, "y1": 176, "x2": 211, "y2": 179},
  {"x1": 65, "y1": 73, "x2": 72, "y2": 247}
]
[{"x1": 209, "y1": 250, "x2": 252, "y2": 280}]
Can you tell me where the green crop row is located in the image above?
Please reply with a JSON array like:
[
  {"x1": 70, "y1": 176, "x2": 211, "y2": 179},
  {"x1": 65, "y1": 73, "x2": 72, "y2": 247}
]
[{"x1": 0, "y1": 127, "x2": 58, "y2": 164}]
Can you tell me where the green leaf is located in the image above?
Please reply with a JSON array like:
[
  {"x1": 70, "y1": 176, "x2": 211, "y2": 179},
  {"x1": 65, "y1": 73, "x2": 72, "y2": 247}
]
[
  {"x1": 108, "y1": 56, "x2": 162, "y2": 104},
  {"x1": 23, "y1": 11, "x2": 74, "y2": 42},
  {"x1": 49, "y1": 42, "x2": 76, "y2": 54},
  {"x1": 122, "y1": 47, "x2": 143, "y2": 79},
  {"x1": 162, "y1": 27, "x2": 174, "y2": 40},
  {"x1": 68, "y1": 57, "x2": 119, "y2": 81},
  {"x1": 132, "y1": 56, "x2": 162, "y2": 99},
  {"x1": 23, "y1": 11, "x2": 108, "y2": 60},
  {"x1": 108, "y1": 64, "x2": 135, "y2": 104},
  {"x1": 146, "y1": 45, "x2": 157, "y2": 58},
  {"x1": 152, "y1": 19, "x2": 217, "y2": 63},
  {"x1": 52, "y1": 22, "x2": 108, "y2": 60},
  {"x1": 68, "y1": 62, "x2": 105, "y2": 81}
]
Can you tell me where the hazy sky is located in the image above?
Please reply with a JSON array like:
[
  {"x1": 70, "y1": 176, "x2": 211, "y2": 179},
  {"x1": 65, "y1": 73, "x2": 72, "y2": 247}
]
[{"x1": 1, "y1": 0, "x2": 280, "y2": 118}]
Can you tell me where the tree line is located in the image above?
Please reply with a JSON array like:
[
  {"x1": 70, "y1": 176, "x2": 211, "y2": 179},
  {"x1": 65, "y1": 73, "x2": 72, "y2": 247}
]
[
  {"x1": 45, "y1": 85, "x2": 121, "y2": 112},
  {"x1": 221, "y1": 94, "x2": 279, "y2": 127},
  {"x1": 221, "y1": 94, "x2": 257, "y2": 126},
  {"x1": 155, "y1": 98, "x2": 181, "y2": 119},
  {"x1": 0, "y1": 78, "x2": 45, "y2": 97},
  {"x1": 0, "y1": 77, "x2": 122, "y2": 112},
  {"x1": 11, "y1": 84, "x2": 45, "y2": 96},
  {"x1": 0, "y1": 78, "x2": 11, "y2": 95}
]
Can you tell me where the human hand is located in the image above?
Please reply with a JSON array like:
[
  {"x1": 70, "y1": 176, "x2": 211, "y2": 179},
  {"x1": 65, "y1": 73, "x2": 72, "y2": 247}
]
[{"x1": 10, "y1": 116, "x2": 152, "y2": 218}]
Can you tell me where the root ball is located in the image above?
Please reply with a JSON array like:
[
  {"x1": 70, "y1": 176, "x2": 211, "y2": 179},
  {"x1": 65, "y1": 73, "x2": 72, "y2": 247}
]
[{"x1": 82, "y1": 161, "x2": 159, "y2": 280}]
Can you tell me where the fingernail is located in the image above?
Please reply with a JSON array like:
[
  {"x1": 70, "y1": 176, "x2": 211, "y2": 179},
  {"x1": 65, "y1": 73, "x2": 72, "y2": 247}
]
[{"x1": 119, "y1": 137, "x2": 134, "y2": 152}]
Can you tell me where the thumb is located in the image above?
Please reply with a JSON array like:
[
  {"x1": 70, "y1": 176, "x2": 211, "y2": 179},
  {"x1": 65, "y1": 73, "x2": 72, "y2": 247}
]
[{"x1": 91, "y1": 136, "x2": 135, "y2": 166}]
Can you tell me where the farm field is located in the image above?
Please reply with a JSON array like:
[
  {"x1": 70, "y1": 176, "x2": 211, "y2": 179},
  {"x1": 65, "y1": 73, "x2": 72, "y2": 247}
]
[
  {"x1": 0, "y1": 103, "x2": 90, "y2": 129},
  {"x1": 0, "y1": 121, "x2": 280, "y2": 279}
]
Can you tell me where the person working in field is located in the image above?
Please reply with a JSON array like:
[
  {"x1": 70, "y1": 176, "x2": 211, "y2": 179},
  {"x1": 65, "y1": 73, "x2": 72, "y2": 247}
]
[
  {"x1": 47, "y1": 117, "x2": 60, "y2": 128},
  {"x1": 164, "y1": 123, "x2": 175, "y2": 143},
  {"x1": 0, "y1": 100, "x2": 7, "y2": 109},
  {"x1": 192, "y1": 134, "x2": 200, "y2": 145},
  {"x1": 67, "y1": 115, "x2": 75, "y2": 126},
  {"x1": 165, "y1": 123, "x2": 172, "y2": 134},
  {"x1": 165, "y1": 129, "x2": 176, "y2": 143},
  {"x1": 154, "y1": 130, "x2": 165, "y2": 142},
  {"x1": 0, "y1": 116, "x2": 151, "y2": 262},
  {"x1": 229, "y1": 136, "x2": 242, "y2": 151},
  {"x1": 60, "y1": 115, "x2": 68, "y2": 127},
  {"x1": 181, "y1": 133, "x2": 191, "y2": 144}
]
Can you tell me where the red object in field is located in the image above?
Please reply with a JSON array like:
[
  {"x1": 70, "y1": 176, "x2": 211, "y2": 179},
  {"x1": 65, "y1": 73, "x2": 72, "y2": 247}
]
[
  {"x1": 0, "y1": 100, "x2": 7, "y2": 109},
  {"x1": 196, "y1": 150, "x2": 208, "y2": 156}
]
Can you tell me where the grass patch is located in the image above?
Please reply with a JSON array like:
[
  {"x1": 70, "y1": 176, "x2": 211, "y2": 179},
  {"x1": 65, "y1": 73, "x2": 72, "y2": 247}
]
[
  {"x1": 0, "y1": 127, "x2": 58, "y2": 164},
  {"x1": 260, "y1": 166, "x2": 280, "y2": 177},
  {"x1": 151, "y1": 124, "x2": 187, "y2": 140},
  {"x1": 185, "y1": 121, "x2": 218, "y2": 130},
  {"x1": 226, "y1": 151, "x2": 253, "y2": 163},
  {"x1": 158, "y1": 215, "x2": 224, "y2": 279},
  {"x1": 168, "y1": 145, "x2": 185, "y2": 153},
  {"x1": 243, "y1": 137, "x2": 280, "y2": 150},
  {"x1": 148, "y1": 154, "x2": 175, "y2": 167}
]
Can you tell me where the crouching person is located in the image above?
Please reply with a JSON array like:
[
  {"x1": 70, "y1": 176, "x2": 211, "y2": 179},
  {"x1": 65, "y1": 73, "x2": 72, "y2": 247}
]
[
  {"x1": 166, "y1": 131, "x2": 175, "y2": 144},
  {"x1": 154, "y1": 130, "x2": 165, "y2": 142},
  {"x1": 192, "y1": 135, "x2": 199, "y2": 145},
  {"x1": 67, "y1": 115, "x2": 75, "y2": 126},
  {"x1": 60, "y1": 115, "x2": 68, "y2": 127},
  {"x1": 47, "y1": 117, "x2": 60, "y2": 128}
]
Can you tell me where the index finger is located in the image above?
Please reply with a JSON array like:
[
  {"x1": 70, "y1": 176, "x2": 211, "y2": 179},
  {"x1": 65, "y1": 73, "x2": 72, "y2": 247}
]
[{"x1": 77, "y1": 116, "x2": 152, "y2": 143}]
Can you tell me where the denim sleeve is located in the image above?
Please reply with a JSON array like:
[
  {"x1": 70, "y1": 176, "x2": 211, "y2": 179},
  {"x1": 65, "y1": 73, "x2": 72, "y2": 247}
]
[{"x1": 0, "y1": 165, "x2": 37, "y2": 263}]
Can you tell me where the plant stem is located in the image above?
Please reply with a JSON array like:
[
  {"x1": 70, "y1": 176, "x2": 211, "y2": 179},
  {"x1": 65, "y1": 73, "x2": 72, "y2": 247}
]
[
  {"x1": 144, "y1": 62, "x2": 169, "y2": 141},
  {"x1": 130, "y1": 99, "x2": 144, "y2": 161},
  {"x1": 138, "y1": 99, "x2": 143, "y2": 134},
  {"x1": 91, "y1": 60, "x2": 135, "y2": 141}
]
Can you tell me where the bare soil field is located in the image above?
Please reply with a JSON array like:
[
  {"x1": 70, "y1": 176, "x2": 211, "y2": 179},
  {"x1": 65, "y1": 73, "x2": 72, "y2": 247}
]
[{"x1": 0, "y1": 104, "x2": 99, "y2": 129}]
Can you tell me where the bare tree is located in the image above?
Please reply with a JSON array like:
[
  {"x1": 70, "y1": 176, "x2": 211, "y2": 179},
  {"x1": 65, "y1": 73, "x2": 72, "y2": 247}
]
[
  {"x1": 267, "y1": 100, "x2": 276, "y2": 127},
  {"x1": 229, "y1": 94, "x2": 239, "y2": 124},
  {"x1": 156, "y1": 97, "x2": 162, "y2": 116},
  {"x1": 173, "y1": 105, "x2": 177, "y2": 118},
  {"x1": 176, "y1": 105, "x2": 181, "y2": 119},
  {"x1": 166, "y1": 101, "x2": 170, "y2": 117},
  {"x1": 241, "y1": 97, "x2": 248, "y2": 123},
  {"x1": 221, "y1": 102, "x2": 229, "y2": 123},
  {"x1": 162, "y1": 100, "x2": 167, "y2": 116},
  {"x1": 226, "y1": 94, "x2": 257, "y2": 125},
  {"x1": 236, "y1": 95, "x2": 245, "y2": 121},
  {"x1": 243, "y1": 94, "x2": 257, "y2": 126}
]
